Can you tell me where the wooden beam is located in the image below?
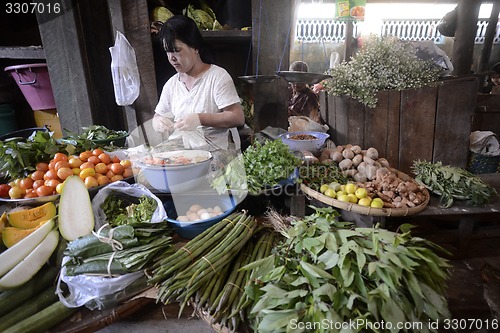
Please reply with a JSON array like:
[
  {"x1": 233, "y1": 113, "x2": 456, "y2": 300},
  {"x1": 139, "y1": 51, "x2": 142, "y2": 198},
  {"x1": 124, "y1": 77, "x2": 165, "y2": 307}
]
[
  {"x1": 451, "y1": 0, "x2": 481, "y2": 75},
  {"x1": 478, "y1": 0, "x2": 500, "y2": 74},
  {"x1": 36, "y1": 0, "x2": 93, "y2": 133},
  {"x1": 251, "y1": 0, "x2": 292, "y2": 131}
]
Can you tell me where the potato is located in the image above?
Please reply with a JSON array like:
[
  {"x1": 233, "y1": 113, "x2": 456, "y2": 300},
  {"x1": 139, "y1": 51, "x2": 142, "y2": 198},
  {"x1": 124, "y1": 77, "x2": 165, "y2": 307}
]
[
  {"x1": 363, "y1": 155, "x2": 375, "y2": 165},
  {"x1": 353, "y1": 171, "x2": 367, "y2": 183},
  {"x1": 342, "y1": 148, "x2": 354, "y2": 160},
  {"x1": 319, "y1": 149, "x2": 334, "y2": 162},
  {"x1": 335, "y1": 145, "x2": 344, "y2": 152},
  {"x1": 365, "y1": 165, "x2": 378, "y2": 180},
  {"x1": 331, "y1": 151, "x2": 344, "y2": 163},
  {"x1": 352, "y1": 154, "x2": 363, "y2": 167},
  {"x1": 357, "y1": 161, "x2": 367, "y2": 173},
  {"x1": 377, "y1": 158, "x2": 390, "y2": 168},
  {"x1": 343, "y1": 169, "x2": 358, "y2": 177},
  {"x1": 339, "y1": 159, "x2": 353, "y2": 171},
  {"x1": 366, "y1": 147, "x2": 379, "y2": 160},
  {"x1": 351, "y1": 145, "x2": 362, "y2": 154}
]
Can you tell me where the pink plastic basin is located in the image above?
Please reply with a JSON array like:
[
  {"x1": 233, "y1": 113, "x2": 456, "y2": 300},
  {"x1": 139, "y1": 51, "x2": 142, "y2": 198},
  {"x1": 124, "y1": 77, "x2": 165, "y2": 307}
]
[{"x1": 4, "y1": 63, "x2": 56, "y2": 110}]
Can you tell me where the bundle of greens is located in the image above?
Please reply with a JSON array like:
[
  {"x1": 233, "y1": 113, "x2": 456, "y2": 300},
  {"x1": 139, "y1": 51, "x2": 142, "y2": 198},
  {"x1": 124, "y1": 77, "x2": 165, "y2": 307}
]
[
  {"x1": 211, "y1": 139, "x2": 302, "y2": 196},
  {"x1": 64, "y1": 223, "x2": 172, "y2": 276},
  {"x1": 412, "y1": 160, "x2": 497, "y2": 208},
  {"x1": 243, "y1": 207, "x2": 451, "y2": 333},
  {"x1": 100, "y1": 193, "x2": 158, "y2": 226}
]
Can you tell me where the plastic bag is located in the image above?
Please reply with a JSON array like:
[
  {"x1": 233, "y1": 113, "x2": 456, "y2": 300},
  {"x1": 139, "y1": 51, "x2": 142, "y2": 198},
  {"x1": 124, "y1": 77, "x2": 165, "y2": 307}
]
[
  {"x1": 410, "y1": 41, "x2": 454, "y2": 76},
  {"x1": 288, "y1": 116, "x2": 329, "y2": 133},
  {"x1": 109, "y1": 31, "x2": 140, "y2": 106},
  {"x1": 56, "y1": 256, "x2": 143, "y2": 310},
  {"x1": 92, "y1": 181, "x2": 167, "y2": 229},
  {"x1": 470, "y1": 131, "x2": 500, "y2": 156}
]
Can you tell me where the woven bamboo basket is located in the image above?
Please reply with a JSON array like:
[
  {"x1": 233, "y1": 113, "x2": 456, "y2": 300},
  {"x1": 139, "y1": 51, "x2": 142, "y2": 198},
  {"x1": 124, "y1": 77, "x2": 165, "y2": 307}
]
[{"x1": 300, "y1": 168, "x2": 430, "y2": 217}]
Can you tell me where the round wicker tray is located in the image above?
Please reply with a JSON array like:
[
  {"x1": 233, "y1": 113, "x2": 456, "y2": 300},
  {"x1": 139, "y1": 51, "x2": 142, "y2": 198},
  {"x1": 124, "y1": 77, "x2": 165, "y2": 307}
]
[{"x1": 300, "y1": 168, "x2": 430, "y2": 217}]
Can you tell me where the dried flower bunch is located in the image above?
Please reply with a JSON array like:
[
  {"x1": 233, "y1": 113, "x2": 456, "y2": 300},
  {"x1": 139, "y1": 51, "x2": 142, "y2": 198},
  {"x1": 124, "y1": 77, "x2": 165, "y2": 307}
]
[{"x1": 323, "y1": 35, "x2": 441, "y2": 108}]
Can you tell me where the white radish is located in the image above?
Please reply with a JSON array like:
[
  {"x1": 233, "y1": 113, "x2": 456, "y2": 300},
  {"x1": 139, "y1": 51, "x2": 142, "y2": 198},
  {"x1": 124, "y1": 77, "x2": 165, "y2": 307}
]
[
  {"x1": 0, "y1": 218, "x2": 54, "y2": 278},
  {"x1": 0, "y1": 229, "x2": 59, "y2": 290}
]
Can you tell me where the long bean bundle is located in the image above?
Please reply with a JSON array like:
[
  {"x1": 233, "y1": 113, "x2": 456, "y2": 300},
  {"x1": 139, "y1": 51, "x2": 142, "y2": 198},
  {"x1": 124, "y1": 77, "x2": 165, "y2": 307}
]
[{"x1": 151, "y1": 211, "x2": 258, "y2": 308}]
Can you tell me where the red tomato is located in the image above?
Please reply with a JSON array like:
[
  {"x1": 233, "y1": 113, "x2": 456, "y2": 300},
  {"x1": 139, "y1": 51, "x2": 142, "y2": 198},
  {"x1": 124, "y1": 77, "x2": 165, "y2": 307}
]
[
  {"x1": 36, "y1": 185, "x2": 54, "y2": 197},
  {"x1": 0, "y1": 184, "x2": 11, "y2": 198},
  {"x1": 19, "y1": 178, "x2": 34, "y2": 190}
]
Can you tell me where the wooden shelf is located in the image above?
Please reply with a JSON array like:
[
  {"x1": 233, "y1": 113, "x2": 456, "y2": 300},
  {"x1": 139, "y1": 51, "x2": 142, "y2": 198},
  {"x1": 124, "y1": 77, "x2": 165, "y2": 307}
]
[
  {"x1": 201, "y1": 29, "x2": 252, "y2": 42},
  {"x1": 0, "y1": 46, "x2": 45, "y2": 59}
]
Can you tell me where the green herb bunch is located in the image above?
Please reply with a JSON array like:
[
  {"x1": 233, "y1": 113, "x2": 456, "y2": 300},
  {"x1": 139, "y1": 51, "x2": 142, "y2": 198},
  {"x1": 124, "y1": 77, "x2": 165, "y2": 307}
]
[
  {"x1": 244, "y1": 207, "x2": 451, "y2": 332},
  {"x1": 100, "y1": 193, "x2": 158, "y2": 226},
  {"x1": 412, "y1": 160, "x2": 497, "y2": 208},
  {"x1": 0, "y1": 130, "x2": 75, "y2": 179},
  {"x1": 323, "y1": 35, "x2": 441, "y2": 108},
  {"x1": 211, "y1": 139, "x2": 301, "y2": 196}
]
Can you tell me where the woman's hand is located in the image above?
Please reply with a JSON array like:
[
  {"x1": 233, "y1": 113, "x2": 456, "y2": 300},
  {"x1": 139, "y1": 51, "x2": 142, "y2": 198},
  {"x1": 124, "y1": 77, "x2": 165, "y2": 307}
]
[
  {"x1": 174, "y1": 114, "x2": 201, "y2": 131},
  {"x1": 152, "y1": 114, "x2": 175, "y2": 132}
]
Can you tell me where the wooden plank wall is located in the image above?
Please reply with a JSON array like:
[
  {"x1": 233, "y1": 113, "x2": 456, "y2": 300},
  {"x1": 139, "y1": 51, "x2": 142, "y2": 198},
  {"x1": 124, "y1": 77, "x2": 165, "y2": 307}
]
[
  {"x1": 473, "y1": 94, "x2": 500, "y2": 136},
  {"x1": 37, "y1": 0, "x2": 125, "y2": 133},
  {"x1": 322, "y1": 77, "x2": 478, "y2": 175}
]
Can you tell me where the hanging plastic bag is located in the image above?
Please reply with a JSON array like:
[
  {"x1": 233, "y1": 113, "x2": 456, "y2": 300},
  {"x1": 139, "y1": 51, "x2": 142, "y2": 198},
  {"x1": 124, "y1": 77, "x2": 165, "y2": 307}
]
[{"x1": 109, "y1": 31, "x2": 140, "y2": 106}]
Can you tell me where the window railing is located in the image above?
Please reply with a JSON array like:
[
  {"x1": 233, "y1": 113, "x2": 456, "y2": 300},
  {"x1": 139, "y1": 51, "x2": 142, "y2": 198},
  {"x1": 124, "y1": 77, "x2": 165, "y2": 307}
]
[{"x1": 295, "y1": 18, "x2": 500, "y2": 44}]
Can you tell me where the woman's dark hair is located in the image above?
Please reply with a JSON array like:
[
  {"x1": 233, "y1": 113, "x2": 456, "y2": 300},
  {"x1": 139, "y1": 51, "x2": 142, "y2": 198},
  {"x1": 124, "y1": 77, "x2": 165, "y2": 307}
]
[{"x1": 159, "y1": 15, "x2": 214, "y2": 64}]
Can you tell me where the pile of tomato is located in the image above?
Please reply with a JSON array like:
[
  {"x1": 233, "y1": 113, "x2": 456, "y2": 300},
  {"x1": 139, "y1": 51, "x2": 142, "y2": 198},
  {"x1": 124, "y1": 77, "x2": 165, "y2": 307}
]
[{"x1": 0, "y1": 148, "x2": 134, "y2": 200}]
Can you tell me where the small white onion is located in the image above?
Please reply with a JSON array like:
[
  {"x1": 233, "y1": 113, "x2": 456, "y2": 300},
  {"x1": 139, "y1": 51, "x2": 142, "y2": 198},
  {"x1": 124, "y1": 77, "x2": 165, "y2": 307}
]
[{"x1": 200, "y1": 212, "x2": 212, "y2": 220}]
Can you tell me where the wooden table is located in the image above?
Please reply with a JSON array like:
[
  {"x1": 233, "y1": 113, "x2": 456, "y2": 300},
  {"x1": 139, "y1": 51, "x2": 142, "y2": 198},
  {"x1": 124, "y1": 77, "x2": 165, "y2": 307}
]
[{"x1": 411, "y1": 173, "x2": 500, "y2": 251}]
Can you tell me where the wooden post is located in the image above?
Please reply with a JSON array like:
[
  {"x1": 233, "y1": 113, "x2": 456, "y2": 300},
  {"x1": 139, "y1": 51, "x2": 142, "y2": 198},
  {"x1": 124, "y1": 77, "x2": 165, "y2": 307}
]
[
  {"x1": 251, "y1": 0, "x2": 292, "y2": 131},
  {"x1": 477, "y1": 0, "x2": 500, "y2": 89},
  {"x1": 37, "y1": 0, "x2": 125, "y2": 133},
  {"x1": 451, "y1": 0, "x2": 481, "y2": 75}
]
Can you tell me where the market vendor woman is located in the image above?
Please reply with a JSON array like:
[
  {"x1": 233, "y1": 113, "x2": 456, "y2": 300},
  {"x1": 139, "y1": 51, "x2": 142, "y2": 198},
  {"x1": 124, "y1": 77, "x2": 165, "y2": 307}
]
[{"x1": 152, "y1": 15, "x2": 245, "y2": 150}]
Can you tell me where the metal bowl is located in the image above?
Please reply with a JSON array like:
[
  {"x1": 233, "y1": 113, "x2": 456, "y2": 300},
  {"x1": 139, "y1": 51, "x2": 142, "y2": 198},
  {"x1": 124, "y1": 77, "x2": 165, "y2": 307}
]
[
  {"x1": 136, "y1": 150, "x2": 212, "y2": 193},
  {"x1": 279, "y1": 131, "x2": 330, "y2": 155}
]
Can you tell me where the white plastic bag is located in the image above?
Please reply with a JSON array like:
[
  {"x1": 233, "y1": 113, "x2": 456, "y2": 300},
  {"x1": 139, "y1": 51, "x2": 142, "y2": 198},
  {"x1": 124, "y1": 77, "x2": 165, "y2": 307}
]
[
  {"x1": 92, "y1": 181, "x2": 167, "y2": 229},
  {"x1": 470, "y1": 131, "x2": 500, "y2": 156},
  {"x1": 109, "y1": 31, "x2": 140, "y2": 106},
  {"x1": 56, "y1": 256, "x2": 143, "y2": 310},
  {"x1": 288, "y1": 116, "x2": 329, "y2": 133}
]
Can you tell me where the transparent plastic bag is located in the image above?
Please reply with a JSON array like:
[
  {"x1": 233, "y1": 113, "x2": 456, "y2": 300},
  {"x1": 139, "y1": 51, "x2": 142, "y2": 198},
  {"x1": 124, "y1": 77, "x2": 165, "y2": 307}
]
[
  {"x1": 92, "y1": 181, "x2": 167, "y2": 229},
  {"x1": 109, "y1": 31, "x2": 140, "y2": 106},
  {"x1": 56, "y1": 256, "x2": 144, "y2": 310}
]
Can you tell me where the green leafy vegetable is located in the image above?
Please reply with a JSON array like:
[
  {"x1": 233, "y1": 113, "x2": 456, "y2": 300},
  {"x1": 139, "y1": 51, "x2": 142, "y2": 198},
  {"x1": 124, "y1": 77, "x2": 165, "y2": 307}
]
[
  {"x1": 0, "y1": 131, "x2": 75, "y2": 179},
  {"x1": 412, "y1": 160, "x2": 497, "y2": 208},
  {"x1": 244, "y1": 207, "x2": 451, "y2": 332},
  {"x1": 211, "y1": 140, "x2": 301, "y2": 196},
  {"x1": 100, "y1": 193, "x2": 158, "y2": 226}
]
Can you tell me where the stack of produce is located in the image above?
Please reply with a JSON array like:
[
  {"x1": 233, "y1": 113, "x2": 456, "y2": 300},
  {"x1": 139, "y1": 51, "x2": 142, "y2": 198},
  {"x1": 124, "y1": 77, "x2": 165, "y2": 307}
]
[
  {"x1": 243, "y1": 207, "x2": 451, "y2": 333},
  {"x1": 301, "y1": 144, "x2": 428, "y2": 209},
  {"x1": 2, "y1": 148, "x2": 133, "y2": 200},
  {"x1": 63, "y1": 222, "x2": 172, "y2": 276},
  {"x1": 147, "y1": 211, "x2": 275, "y2": 331}
]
